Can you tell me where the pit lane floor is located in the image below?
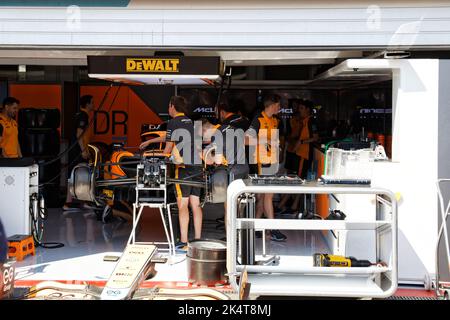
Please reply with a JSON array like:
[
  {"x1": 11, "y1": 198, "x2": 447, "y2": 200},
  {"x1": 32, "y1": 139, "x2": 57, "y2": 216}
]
[
  {"x1": 12, "y1": 205, "x2": 436, "y2": 299},
  {"x1": 13, "y1": 204, "x2": 329, "y2": 283}
]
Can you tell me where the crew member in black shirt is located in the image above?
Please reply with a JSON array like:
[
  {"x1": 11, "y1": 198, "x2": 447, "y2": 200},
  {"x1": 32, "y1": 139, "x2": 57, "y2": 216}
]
[
  {"x1": 202, "y1": 99, "x2": 250, "y2": 236},
  {"x1": 63, "y1": 95, "x2": 95, "y2": 211},
  {"x1": 140, "y1": 96, "x2": 202, "y2": 252},
  {"x1": 218, "y1": 97, "x2": 250, "y2": 177},
  {"x1": 219, "y1": 99, "x2": 250, "y2": 132}
]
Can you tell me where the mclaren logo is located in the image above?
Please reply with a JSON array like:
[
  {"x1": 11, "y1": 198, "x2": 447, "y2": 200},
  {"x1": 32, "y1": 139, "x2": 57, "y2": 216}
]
[
  {"x1": 280, "y1": 108, "x2": 293, "y2": 114},
  {"x1": 126, "y1": 58, "x2": 180, "y2": 73},
  {"x1": 194, "y1": 107, "x2": 215, "y2": 113}
]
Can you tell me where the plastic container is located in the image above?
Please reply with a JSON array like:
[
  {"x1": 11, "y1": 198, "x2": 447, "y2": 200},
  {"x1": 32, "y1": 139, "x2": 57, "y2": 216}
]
[{"x1": 325, "y1": 148, "x2": 375, "y2": 180}]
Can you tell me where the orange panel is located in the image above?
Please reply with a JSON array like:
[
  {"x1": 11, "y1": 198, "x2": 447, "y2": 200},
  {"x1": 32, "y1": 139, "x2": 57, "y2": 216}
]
[
  {"x1": 80, "y1": 86, "x2": 162, "y2": 149},
  {"x1": 9, "y1": 84, "x2": 62, "y2": 135},
  {"x1": 9, "y1": 84, "x2": 61, "y2": 109},
  {"x1": 315, "y1": 148, "x2": 329, "y2": 219},
  {"x1": 127, "y1": 89, "x2": 162, "y2": 148},
  {"x1": 80, "y1": 86, "x2": 129, "y2": 146}
]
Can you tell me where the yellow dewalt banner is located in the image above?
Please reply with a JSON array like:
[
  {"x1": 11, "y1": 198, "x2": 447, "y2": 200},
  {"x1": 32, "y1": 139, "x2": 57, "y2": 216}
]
[
  {"x1": 126, "y1": 58, "x2": 180, "y2": 73},
  {"x1": 88, "y1": 56, "x2": 221, "y2": 77}
]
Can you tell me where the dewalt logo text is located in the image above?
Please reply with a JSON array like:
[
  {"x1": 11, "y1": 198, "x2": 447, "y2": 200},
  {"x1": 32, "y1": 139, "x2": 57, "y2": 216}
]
[{"x1": 126, "y1": 58, "x2": 180, "y2": 73}]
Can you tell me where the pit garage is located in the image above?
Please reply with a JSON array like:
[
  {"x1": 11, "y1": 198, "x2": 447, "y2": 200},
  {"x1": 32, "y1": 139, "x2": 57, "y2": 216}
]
[{"x1": 0, "y1": 1, "x2": 449, "y2": 301}]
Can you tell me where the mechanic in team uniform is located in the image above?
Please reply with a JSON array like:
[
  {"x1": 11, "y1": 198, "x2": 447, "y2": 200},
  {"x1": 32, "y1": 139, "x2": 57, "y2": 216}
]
[
  {"x1": 0, "y1": 97, "x2": 21, "y2": 158},
  {"x1": 64, "y1": 95, "x2": 95, "y2": 211},
  {"x1": 201, "y1": 98, "x2": 250, "y2": 236},
  {"x1": 277, "y1": 99, "x2": 319, "y2": 214},
  {"x1": 246, "y1": 94, "x2": 287, "y2": 242},
  {"x1": 292, "y1": 100, "x2": 319, "y2": 213},
  {"x1": 217, "y1": 97, "x2": 250, "y2": 179},
  {"x1": 141, "y1": 96, "x2": 203, "y2": 251},
  {"x1": 294, "y1": 100, "x2": 319, "y2": 178},
  {"x1": 219, "y1": 99, "x2": 250, "y2": 131}
]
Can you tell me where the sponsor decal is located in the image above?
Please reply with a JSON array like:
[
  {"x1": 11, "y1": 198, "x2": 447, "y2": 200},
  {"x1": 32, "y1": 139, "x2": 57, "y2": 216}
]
[
  {"x1": 279, "y1": 107, "x2": 294, "y2": 119},
  {"x1": 126, "y1": 58, "x2": 180, "y2": 73},
  {"x1": 0, "y1": 264, "x2": 15, "y2": 298},
  {"x1": 106, "y1": 289, "x2": 122, "y2": 296},
  {"x1": 145, "y1": 124, "x2": 162, "y2": 130},
  {"x1": 279, "y1": 108, "x2": 294, "y2": 114},
  {"x1": 193, "y1": 107, "x2": 215, "y2": 113},
  {"x1": 94, "y1": 110, "x2": 128, "y2": 135},
  {"x1": 360, "y1": 108, "x2": 392, "y2": 114}
]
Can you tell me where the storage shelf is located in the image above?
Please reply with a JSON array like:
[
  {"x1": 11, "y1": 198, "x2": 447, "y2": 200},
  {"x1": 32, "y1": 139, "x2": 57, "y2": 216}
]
[
  {"x1": 227, "y1": 179, "x2": 398, "y2": 298},
  {"x1": 238, "y1": 265, "x2": 391, "y2": 275},
  {"x1": 247, "y1": 274, "x2": 390, "y2": 298},
  {"x1": 236, "y1": 218, "x2": 391, "y2": 231}
]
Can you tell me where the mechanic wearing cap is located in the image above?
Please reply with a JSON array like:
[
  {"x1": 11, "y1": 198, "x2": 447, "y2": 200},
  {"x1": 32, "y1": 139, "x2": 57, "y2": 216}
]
[{"x1": 0, "y1": 97, "x2": 21, "y2": 158}]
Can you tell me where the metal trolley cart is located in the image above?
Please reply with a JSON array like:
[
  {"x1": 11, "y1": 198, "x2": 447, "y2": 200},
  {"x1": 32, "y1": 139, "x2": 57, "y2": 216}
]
[
  {"x1": 226, "y1": 179, "x2": 398, "y2": 299},
  {"x1": 126, "y1": 158, "x2": 178, "y2": 259}
]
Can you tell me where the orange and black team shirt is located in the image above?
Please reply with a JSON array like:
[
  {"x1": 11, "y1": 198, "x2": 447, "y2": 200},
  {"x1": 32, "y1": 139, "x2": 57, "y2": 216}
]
[
  {"x1": 206, "y1": 123, "x2": 230, "y2": 166},
  {"x1": 0, "y1": 113, "x2": 19, "y2": 158},
  {"x1": 166, "y1": 113, "x2": 198, "y2": 165},
  {"x1": 73, "y1": 108, "x2": 93, "y2": 150},
  {"x1": 213, "y1": 120, "x2": 248, "y2": 166},
  {"x1": 247, "y1": 111, "x2": 283, "y2": 165},
  {"x1": 222, "y1": 113, "x2": 250, "y2": 165},
  {"x1": 287, "y1": 115, "x2": 318, "y2": 160},
  {"x1": 222, "y1": 113, "x2": 250, "y2": 131}
]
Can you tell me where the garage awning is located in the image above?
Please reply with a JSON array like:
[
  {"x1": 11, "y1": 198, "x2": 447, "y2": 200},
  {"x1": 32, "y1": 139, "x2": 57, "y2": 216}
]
[{"x1": 87, "y1": 56, "x2": 223, "y2": 85}]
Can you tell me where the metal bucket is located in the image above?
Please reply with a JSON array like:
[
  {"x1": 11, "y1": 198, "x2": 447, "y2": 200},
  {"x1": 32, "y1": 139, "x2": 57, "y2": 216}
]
[{"x1": 186, "y1": 239, "x2": 227, "y2": 285}]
